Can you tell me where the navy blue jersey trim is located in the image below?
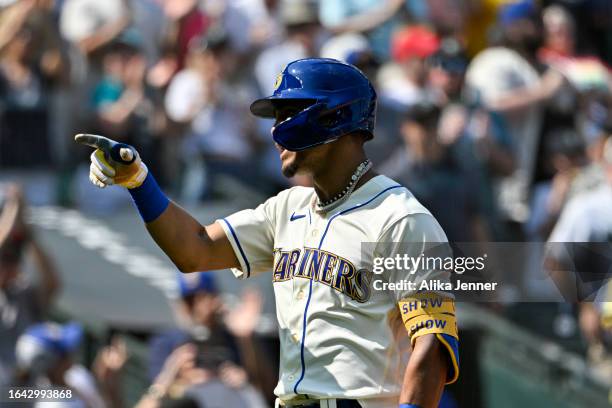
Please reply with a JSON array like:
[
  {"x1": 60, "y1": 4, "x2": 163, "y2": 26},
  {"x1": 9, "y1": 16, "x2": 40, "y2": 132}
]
[{"x1": 222, "y1": 218, "x2": 251, "y2": 278}]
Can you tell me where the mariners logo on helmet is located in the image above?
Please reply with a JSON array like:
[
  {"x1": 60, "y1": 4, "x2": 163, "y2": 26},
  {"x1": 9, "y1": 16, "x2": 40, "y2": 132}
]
[
  {"x1": 251, "y1": 58, "x2": 377, "y2": 151},
  {"x1": 273, "y1": 72, "x2": 283, "y2": 91}
]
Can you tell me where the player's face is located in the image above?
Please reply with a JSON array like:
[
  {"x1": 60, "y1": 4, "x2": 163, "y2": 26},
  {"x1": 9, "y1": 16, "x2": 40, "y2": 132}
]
[
  {"x1": 273, "y1": 101, "x2": 337, "y2": 178},
  {"x1": 275, "y1": 142, "x2": 330, "y2": 178},
  {"x1": 274, "y1": 104, "x2": 320, "y2": 178}
]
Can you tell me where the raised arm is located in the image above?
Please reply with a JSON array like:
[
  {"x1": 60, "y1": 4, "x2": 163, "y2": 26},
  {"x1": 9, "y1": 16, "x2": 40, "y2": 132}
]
[{"x1": 75, "y1": 134, "x2": 239, "y2": 273}]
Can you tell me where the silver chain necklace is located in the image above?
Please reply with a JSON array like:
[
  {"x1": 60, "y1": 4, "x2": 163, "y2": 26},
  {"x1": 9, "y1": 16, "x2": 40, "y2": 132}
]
[{"x1": 316, "y1": 159, "x2": 372, "y2": 213}]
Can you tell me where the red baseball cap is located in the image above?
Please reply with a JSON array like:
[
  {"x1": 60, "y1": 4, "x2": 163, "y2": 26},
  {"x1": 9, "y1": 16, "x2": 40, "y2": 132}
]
[{"x1": 392, "y1": 26, "x2": 440, "y2": 62}]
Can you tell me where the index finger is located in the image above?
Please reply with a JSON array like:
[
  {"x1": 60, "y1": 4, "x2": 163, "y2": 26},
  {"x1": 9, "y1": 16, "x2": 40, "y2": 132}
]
[{"x1": 74, "y1": 133, "x2": 115, "y2": 151}]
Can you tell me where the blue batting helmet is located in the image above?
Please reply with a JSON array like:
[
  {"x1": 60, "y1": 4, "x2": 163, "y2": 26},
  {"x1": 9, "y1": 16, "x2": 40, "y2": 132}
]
[{"x1": 250, "y1": 58, "x2": 377, "y2": 151}]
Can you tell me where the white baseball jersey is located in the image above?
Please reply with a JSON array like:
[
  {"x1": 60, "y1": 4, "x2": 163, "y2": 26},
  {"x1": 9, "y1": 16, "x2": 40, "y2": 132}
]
[{"x1": 217, "y1": 175, "x2": 451, "y2": 407}]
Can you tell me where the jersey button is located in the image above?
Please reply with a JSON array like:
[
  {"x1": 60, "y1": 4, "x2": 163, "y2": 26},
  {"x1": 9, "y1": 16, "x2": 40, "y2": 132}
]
[
  {"x1": 291, "y1": 333, "x2": 299, "y2": 343},
  {"x1": 311, "y1": 229, "x2": 318, "y2": 237},
  {"x1": 288, "y1": 375, "x2": 295, "y2": 381},
  {"x1": 296, "y1": 289, "x2": 305, "y2": 300}
]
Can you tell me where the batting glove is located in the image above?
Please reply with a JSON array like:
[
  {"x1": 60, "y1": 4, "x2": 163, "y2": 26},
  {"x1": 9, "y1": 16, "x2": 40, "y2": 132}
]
[{"x1": 75, "y1": 134, "x2": 148, "y2": 189}]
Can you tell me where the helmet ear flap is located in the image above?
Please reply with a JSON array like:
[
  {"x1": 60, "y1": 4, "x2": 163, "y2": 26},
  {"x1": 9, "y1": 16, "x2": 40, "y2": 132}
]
[
  {"x1": 317, "y1": 106, "x2": 351, "y2": 128},
  {"x1": 272, "y1": 102, "x2": 331, "y2": 151}
]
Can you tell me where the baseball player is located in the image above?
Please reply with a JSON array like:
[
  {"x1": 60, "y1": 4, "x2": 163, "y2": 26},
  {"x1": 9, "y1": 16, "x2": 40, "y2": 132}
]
[{"x1": 76, "y1": 58, "x2": 459, "y2": 408}]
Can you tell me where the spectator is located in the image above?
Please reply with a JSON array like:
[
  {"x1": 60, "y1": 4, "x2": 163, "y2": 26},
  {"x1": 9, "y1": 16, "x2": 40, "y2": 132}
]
[
  {"x1": 539, "y1": 5, "x2": 576, "y2": 64},
  {"x1": 90, "y1": 31, "x2": 153, "y2": 147},
  {"x1": 148, "y1": 272, "x2": 233, "y2": 380},
  {"x1": 428, "y1": 39, "x2": 514, "y2": 239},
  {"x1": 320, "y1": 32, "x2": 379, "y2": 79},
  {"x1": 378, "y1": 25, "x2": 440, "y2": 110},
  {"x1": 254, "y1": 0, "x2": 320, "y2": 97},
  {"x1": 219, "y1": 0, "x2": 283, "y2": 54},
  {"x1": 546, "y1": 137, "x2": 612, "y2": 296},
  {"x1": 428, "y1": 39, "x2": 469, "y2": 105},
  {"x1": 0, "y1": 0, "x2": 71, "y2": 169},
  {"x1": 13, "y1": 322, "x2": 109, "y2": 407},
  {"x1": 526, "y1": 128, "x2": 604, "y2": 241},
  {"x1": 137, "y1": 342, "x2": 266, "y2": 408},
  {"x1": 0, "y1": 16, "x2": 63, "y2": 168},
  {"x1": 59, "y1": 0, "x2": 130, "y2": 57},
  {"x1": 465, "y1": 0, "x2": 566, "y2": 226},
  {"x1": 72, "y1": 31, "x2": 156, "y2": 215},
  {"x1": 583, "y1": 118, "x2": 612, "y2": 165},
  {"x1": 538, "y1": 3, "x2": 611, "y2": 94},
  {"x1": 148, "y1": 272, "x2": 274, "y2": 403},
  {"x1": 533, "y1": 4, "x2": 608, "y2": 190},
  {"x1": 165, "y1": 28, "x2": 259, "y2": 201},
  {"x1": 158, "y1": 0, "x2": 210, "y2": 73},
  {"x1": 92, "y1": 336, "x2": 129, "y2": 408},
  {"x1": 0, "y1": 1, "x2": 66, "y2": 71},
  {"x1": 145, "y1": 0, "x2": 209, "y2": 92},
  {"x1": 380, "y1": 104, "x2": 485, "y2": 242},
  {"x1": 318, "y1": 0, "x2": 405, "y2": 60},
  {"x1": 546, "y1": 138, "x2": 612, "y2": 378},
  {"x1": 0, "y1": 184, "x2": 60, "y2": 386},
  {"x1": 127, "y1": 0, "x2": 165, "y2": 66}
]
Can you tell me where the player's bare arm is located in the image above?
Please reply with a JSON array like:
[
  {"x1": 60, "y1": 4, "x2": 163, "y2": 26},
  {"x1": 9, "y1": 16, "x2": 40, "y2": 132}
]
[
  {"x1": 400, "y1": 334, "x2": 447, "y2": 408},
  {"x1": 144, "y1": 204, "x2": 238, "y2": 272},
  {"x1": 386, "y1": 215, "x2": 459, "y2": 408}
]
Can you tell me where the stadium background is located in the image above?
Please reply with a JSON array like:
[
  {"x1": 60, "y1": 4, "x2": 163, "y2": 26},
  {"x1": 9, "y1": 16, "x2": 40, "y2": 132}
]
[{"x1": 1, "y1": 0, "x2": 612, "y2": 406}]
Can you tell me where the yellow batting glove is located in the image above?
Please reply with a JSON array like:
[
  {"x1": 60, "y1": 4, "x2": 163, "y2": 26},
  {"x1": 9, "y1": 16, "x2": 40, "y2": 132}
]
[{"x1": 75, "y1": 134, "x2": 148, "y2": 189}]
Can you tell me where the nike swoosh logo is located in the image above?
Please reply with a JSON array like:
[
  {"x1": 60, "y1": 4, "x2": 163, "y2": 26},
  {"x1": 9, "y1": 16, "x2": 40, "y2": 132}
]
[{"x1": 290, "y1": 212, "x2": 306, "y2": 221}]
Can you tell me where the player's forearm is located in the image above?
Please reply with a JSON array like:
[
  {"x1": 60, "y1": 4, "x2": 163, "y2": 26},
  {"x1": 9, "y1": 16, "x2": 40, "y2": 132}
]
[
  {"x1": 400, "y1": 334, "x2": 446, "y2": 408},
  {"x1": 145, "y1": 202, "x2": 221, "y2": 273},
  {"x1": 142, "y1": 199, "x2": 240, "y2": 272}
]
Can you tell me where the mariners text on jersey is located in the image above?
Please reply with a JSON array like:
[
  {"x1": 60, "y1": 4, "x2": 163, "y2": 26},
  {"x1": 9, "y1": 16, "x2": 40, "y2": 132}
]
[{"x1": 272, "y1": 247, "x2": 372, "y2": 302}]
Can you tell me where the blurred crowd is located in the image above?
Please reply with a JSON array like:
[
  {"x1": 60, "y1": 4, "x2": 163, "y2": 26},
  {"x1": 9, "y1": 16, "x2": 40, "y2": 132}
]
[
  {"x1": 0, "y1": 0, "x2": 609, "y2": 219},
  {"x1": 0, "y1": 184, "x2": 277, "y2": 407},
  {"x1": 2, "y1": 0, "x2": 612, "y2": 405}
]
